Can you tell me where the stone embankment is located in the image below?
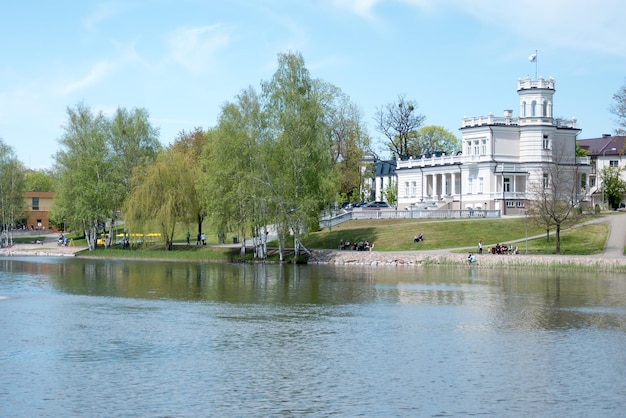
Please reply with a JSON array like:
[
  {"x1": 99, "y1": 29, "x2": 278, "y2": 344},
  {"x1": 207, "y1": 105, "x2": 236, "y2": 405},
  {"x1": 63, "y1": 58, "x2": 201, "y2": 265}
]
[{"x1": 308, "y1": 249, "x2": 626, "y2": 270}]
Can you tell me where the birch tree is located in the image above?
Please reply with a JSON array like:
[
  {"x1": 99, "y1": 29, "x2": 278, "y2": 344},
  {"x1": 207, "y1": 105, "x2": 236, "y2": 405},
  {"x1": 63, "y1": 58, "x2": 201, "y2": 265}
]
[
  {"x1": 53, "y1": 103, "x2": 115, "y2": 250},
  {"x1": 0, "y1": 140, "x2": 26, "y2": 247},
  {"x1": 261, "y1": 52, "x2": 336, "y2": 260}
]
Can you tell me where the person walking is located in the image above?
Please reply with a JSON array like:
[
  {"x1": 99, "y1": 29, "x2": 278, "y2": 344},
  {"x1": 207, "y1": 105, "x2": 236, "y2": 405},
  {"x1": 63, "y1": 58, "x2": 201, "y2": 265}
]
[{"x1": 478, "y1": 240, "x2": 483, "y2": 254}]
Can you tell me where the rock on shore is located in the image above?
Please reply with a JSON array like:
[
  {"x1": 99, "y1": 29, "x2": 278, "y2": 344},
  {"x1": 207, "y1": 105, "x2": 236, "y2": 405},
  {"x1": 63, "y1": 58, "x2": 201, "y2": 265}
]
[{"x1": 308, "y1": 249, "x2": 626, "y2": 270}]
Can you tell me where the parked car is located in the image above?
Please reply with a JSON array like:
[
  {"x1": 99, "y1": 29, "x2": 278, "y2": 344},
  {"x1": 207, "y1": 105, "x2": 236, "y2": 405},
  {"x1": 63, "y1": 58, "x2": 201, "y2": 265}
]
[{"x1": 362, "y1": 201, "x2": 390, "y2": 209}]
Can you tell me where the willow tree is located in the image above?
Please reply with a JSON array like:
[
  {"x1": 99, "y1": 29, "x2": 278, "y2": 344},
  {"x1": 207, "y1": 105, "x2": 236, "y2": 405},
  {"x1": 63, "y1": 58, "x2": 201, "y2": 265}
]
[
  {"x1": 170, "y1": 127, "x2": 209, "y2": 238},
  {"x1": 53, "y1": 103, "x2": 117, "y2": 250},
  {"x1": 123, "y1": 147, "x2": 195, "y2": 250},
  {"x1": 0, "y1": 140, "x2": 26, "y2": 247},
  {"x1": 261, "y1": 52, "x2": 337, "y2": 260}
]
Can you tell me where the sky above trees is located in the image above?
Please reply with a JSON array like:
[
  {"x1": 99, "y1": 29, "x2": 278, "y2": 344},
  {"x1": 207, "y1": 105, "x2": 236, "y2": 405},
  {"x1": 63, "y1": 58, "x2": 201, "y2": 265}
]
[{"x1": 2, "y1": 0, "x2": 626, "y2": 169}]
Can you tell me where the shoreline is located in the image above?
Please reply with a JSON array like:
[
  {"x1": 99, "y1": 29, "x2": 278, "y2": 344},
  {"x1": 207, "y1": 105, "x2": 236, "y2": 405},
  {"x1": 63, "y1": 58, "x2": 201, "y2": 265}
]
[{"x1": 2, "y1": 243, "x2": 626, "y2": 271}]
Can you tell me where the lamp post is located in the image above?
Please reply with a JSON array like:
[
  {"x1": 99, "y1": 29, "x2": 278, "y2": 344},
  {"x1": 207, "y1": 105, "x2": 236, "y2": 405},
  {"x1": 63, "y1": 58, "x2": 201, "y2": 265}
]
[{"x1": 601, "y1": 147, "x2": 617, "y2": 209}]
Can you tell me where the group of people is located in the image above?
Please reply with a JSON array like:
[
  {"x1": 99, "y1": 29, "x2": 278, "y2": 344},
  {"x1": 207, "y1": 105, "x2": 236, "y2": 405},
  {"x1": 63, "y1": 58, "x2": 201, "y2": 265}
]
[
  {"x1": 339, "y1": 239, "x2": 373, "y2": 251},
  {"x1": 413, "y1": 233, "x2": 424, "y2": 243},
  {"x1": 479, "y1": 240, "x2": 518, "y2": 255}
]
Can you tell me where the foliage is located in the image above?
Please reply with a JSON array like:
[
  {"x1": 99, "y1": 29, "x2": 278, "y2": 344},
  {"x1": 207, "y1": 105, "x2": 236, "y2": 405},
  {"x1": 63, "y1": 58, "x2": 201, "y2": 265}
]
[
  {"x1": 259, "y1": 52, "x2": 337, "y2": 260},
  {"x1": 170, "y1": 127, "x2": 209, "y2": 235},
  {"x1": 600, "y1": 165, "x2": 626, "y2": 209},
  {"x1": 52, "y1": 102, "x2": 160, "y2": 250},
  {"x1": 315, "y1": 80, "x2": 370, "y2": 201},
  {"x1": 0, "y1": 140, "x2": 26, "y2": 246},
  {"x1": 123, "y1": 147, "x2": 194, "y2": 250},
  {"x1": 382, "y1": 181, "x2": 397, "y2": 206},
  {"x1": 25, "y1": 169, "x2": 55, "y2": 191},
  {"x1": 374, "y1": 94, "x2": 425, "y2": 159},
  {"x1": 407, "y1": 125, "x2": 461, "y2": 157}
]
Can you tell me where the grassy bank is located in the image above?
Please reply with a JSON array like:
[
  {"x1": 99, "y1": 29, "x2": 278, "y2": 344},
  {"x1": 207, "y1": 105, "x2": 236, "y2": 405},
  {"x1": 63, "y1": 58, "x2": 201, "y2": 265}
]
[{"x1": 303, "y1": 216, "x2": 608, "y2": 255}]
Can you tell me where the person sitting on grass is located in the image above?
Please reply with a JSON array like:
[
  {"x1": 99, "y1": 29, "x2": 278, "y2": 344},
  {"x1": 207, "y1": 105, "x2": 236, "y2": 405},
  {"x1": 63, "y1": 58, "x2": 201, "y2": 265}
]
[{"x1": 467, "y1": 253, "x2": 476, "y2": 263}]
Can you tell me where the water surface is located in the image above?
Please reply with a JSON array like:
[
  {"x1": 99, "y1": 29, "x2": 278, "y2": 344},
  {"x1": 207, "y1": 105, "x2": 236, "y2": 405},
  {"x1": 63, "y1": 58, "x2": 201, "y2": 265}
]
[{"x1": 1, "y1": 257, "x2": 625, "y2": 417}]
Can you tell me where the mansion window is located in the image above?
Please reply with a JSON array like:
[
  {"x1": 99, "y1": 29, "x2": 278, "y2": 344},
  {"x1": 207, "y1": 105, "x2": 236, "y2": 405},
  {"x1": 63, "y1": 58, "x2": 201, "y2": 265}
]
[
  {"x1": 542, "y1": 135, "x2": 550, "y2": 150},
  {"x1": 590, "y1": 176, "x2": 596, "y2": 188},
  {"x1": 503, "y1": 177, "x2": 511, "y2": 193},
  {"x1": 468, "y1": 178, "x2": 473, "y2": 194},
  {"x1": 610, "y1": 160, "x2": 619, "y2": 168},
  {"x1": 506, "y1": 201, "x2": 515, "y2": 207},
  {"x1": 517, "y1": 201, "x2": 525, "y2": 208},
  {"x1": 478, "y1": 177, "x2": 484, "y2": 194},
  {"x1": 543, "y1": 173, "x2": 549, "y2": 188},
  {"x1": 531, "y1": 100, "x2": 537, "y2": 116},
  {"x1": 411, "y1": 181, "x2": 417, "y2": 197},
  {"x1": 404, "y1": 182, "x2": 409, "y2": 198},
  {"x1": 481, "y1": 139, "x2": 487, "y2": 155}
]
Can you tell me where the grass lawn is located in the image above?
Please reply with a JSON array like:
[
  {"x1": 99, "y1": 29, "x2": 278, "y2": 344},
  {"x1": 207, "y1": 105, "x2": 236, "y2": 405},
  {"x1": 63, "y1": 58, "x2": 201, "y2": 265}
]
[{"x1": 302, "y1": 216, "x2": 608, "y2": 255}]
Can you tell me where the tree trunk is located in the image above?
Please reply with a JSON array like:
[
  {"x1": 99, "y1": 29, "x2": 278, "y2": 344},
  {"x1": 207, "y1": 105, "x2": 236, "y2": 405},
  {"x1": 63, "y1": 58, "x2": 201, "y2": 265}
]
[{"x1": 555, "y1": 223, "x2": 561, "y2": 254}]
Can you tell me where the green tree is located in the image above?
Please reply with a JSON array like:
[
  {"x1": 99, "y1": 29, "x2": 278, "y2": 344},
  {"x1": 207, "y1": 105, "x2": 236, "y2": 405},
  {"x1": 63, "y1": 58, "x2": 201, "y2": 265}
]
[
  {"x1": 317, "y1": 81, "x2": 369, "y2": 202},
  {"x1": 25, "y1": 169, "x2": 55, "y2": 191},
  {"x1": 123, "y1": 147, "x2": 194, "y2": 250},
  {"x1": 0, "y1": 140, "x2": 26, "y2": 246},
  {"x1": 171, "y1": 127, "x2": 209, "y2": 238},
  {"x1": 201, "y1": 88, "x2": 263, "y2": 256},
  {"x1": 407, "y1": 125, "x2": 460, "y2": 156},
  {"x1": 52, "y1": 103, "x2": 116, "y2": 250},
  {"x1": 382, "y1": 180, "x2": 397, "y2": 206},
  {"x1": 600, "y1": 165, "x2": 626, "y2": 209},
  {"x1": 261, "y1": 52, "x2": 337, "y2": 260},
  {"x1": 374, "y1": 94, "x2": 425, "y2": 159}
]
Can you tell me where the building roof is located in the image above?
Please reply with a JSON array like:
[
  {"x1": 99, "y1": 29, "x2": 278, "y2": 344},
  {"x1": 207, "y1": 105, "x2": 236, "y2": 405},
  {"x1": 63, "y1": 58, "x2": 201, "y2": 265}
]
[
  {"x1": 578, "y1": 135, "x2": 626, "y2": 156},
  {"x1": 374, "y1": 160, "x2": 396, "y2": 176}
]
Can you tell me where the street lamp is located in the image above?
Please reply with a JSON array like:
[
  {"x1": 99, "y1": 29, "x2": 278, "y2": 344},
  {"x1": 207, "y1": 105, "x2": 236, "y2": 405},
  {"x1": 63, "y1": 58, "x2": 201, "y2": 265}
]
[{"x1": 601, "y1": 147, "x2": 617, "y2": 209}]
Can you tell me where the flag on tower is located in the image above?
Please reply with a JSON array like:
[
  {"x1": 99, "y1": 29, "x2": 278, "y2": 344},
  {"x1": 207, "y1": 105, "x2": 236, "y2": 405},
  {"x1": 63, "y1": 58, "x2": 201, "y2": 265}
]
[{"x1": 528, "y1": 53, "x2": 537, "y2": 62}]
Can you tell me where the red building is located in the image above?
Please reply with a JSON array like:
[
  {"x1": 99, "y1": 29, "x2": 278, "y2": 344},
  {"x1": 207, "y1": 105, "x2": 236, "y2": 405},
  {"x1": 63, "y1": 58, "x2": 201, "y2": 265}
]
[{"x1": 24, "y1": 191, "x2": 55, "y2": 230}]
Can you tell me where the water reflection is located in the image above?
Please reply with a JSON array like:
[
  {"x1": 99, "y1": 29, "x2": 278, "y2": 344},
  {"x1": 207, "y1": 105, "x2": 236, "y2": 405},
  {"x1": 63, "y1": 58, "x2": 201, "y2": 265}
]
[{"x1": 1, "y1": 257, "x2": 626, "y2": 416}]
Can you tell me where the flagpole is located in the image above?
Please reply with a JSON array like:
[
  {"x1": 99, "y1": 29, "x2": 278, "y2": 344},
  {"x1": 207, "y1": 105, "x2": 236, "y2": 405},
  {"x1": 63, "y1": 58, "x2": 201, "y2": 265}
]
[{"x1": 534, "y1": 49, "x2": 538, "y2": 79}]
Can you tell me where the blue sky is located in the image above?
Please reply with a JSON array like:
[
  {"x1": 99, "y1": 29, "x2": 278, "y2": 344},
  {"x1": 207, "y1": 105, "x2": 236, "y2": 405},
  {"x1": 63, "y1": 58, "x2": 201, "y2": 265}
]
[{"x1": 2, "y1": 0, "x2": 626, "y2": 170}]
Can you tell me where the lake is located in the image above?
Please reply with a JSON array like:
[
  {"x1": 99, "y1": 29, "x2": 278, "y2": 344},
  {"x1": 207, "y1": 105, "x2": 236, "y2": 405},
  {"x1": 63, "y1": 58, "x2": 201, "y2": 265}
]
[{"x1": 1, "y1": 257, "x2": 625, "y2": 417}]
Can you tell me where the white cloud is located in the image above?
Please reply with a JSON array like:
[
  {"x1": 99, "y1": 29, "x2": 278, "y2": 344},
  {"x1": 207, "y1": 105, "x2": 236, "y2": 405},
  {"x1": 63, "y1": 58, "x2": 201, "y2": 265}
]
[
  {"x1": 82, "y1": 2, "x2": 125, "y2": 31},
  {"x1": 166, "y1": 24, "x2": 231, "y2": 73},
  {"x1": 331, "y1": 0, "x2": 383, "y2": 21},
  {"x1": 58, "y1": 61, "x2": 114, "y2": 95}
]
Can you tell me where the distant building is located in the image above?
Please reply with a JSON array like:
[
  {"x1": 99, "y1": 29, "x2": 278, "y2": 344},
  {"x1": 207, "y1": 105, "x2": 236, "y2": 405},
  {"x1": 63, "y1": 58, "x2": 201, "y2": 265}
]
[
  {"x1": 577, "y1": 135, "x2": 626, "y2": 207},
  {"x1": 24, "y1": 191, "x2": 54, "y2": 230},
  {"x1": 395, "y1": 76, "x2": 590, "y2": 214}
]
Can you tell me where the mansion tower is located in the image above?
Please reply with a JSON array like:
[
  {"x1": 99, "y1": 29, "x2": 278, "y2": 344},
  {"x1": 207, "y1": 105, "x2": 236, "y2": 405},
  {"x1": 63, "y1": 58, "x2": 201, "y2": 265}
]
[{"x1": 395, "y1": 77, "x2": 590, "y2": 214}]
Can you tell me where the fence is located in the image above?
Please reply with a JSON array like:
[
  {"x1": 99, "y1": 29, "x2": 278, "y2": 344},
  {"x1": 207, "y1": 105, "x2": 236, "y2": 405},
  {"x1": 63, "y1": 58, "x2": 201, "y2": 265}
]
[{"x1": 319, "y1": 209, "x2": 501, "y2": 228}]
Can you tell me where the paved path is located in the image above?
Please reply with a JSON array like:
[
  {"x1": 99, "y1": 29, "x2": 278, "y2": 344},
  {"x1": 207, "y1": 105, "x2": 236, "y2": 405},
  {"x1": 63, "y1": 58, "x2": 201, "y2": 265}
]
[{"x1": 600, "y1": 212, "x2": 626, "y2": 257}]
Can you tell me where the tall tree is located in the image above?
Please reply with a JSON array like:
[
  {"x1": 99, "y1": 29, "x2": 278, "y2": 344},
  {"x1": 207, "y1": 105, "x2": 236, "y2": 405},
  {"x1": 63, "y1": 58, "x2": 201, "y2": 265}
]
[
  {"x1": 171, "y1": 127, "x2": 209, "y2": 237},
  {"x1": 123, "y1": 147, "x2": 194, "y2": 250},
  {"x1": 108, "y1": 107, "x2": 161, "y2": 245},
  {"x1": 0, "y1": 140, "x2": 26, "y2": 247},
  {"x1": 315, "y1": 80, "x2": 369, "y2": 202},
  {"x1": 374, "y1": 94, "x2": 425, "y2": 159},
  {"x1": 610, "y1": 79, "x2": 626, "y2": 135},
  {"x1": 52, "y1": 103, "x2": 116, "y2": 250},
  {"x1": 407, "y1": 125, "x2": 460, "y2": 156},
  {"x1": 201, "y1": 87, "x2": 263, "y2": 256},
  {"x1": 261, "y1": 51, "x2": 336, "y2": 260}
]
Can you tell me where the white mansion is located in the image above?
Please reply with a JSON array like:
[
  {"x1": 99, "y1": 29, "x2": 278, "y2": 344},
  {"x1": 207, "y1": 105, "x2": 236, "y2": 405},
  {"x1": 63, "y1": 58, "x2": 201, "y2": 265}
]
[{"x1": 394, "y1": 76, "x2": 590, "y2": 215}]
